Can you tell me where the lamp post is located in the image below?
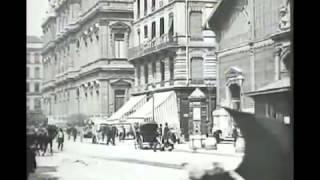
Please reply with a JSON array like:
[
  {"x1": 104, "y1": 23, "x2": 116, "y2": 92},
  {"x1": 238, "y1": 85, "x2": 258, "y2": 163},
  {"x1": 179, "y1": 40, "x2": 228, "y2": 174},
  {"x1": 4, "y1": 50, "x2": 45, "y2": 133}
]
[{"x1": 151, "y1": 83, "x2": 156, "y2": 122}]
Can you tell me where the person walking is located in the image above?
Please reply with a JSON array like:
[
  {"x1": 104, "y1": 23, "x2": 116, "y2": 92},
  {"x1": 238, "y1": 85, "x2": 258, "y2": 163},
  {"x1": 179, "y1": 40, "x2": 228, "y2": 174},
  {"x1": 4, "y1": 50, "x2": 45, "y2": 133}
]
[
  {"x1": 121, "y1": 126, "x2": 126, "y2": 141},
  {"x1": 72, "y1": 127, "x2": 78, "y2": 142},
  {"x1": 232, "y1": 127, "x2": 239, "y2": 147},
  {"x1": 57, "y1": 128, "x2": 64, "y2": 151},
  {"x1": 111, "y1": 126, "x2": 117, "y2": 145},
  {"x1": 163, "y1": 123, "x2": 169, "y2": 144}
]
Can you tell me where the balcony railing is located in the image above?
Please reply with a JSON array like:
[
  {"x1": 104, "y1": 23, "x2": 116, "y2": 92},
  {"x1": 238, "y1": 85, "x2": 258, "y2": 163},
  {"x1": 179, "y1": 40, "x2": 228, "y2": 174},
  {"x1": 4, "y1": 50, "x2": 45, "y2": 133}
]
[{"x1": 128, "y1": 33, "x2": 178, "y2": 60}]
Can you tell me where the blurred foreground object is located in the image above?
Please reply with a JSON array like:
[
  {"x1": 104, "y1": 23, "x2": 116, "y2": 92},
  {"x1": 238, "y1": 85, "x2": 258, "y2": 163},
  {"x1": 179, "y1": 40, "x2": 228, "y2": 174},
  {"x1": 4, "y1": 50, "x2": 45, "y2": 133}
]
[{"x1": 181, "y1": 108, "x2": 293, "y2": 180}]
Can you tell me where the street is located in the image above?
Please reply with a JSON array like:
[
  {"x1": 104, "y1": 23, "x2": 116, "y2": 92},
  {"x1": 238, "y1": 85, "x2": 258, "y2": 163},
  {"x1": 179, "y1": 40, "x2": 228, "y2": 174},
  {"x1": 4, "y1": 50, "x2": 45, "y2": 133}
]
[{"x1": 29, "y1": 139, "x2": 243, "y2": 180}]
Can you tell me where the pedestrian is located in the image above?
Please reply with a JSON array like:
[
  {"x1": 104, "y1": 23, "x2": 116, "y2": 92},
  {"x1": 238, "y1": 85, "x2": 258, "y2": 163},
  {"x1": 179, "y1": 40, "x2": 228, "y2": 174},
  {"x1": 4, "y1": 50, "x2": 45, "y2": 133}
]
[
  {"x1": 57, "y1": 128, "x2": 64, "y2": 151},
  {"x1": 111, "y1": 126, "x2": 117, "y2": 145},
  {"x1": 106, "y1": 126, "x2": 113, "y2": 145},
  {"x1": 72, "y1": 127, "x2": 78, "y2": 142},
  {"x1": 232, "y1": 127, "x2": 239, "y2": 147},
  {"x1": 159, "y1": 124, "x2": 163, "y2": 143},
  {"x1": 122, "y1": 126, "x2": 126, "y2": 141},
  {"x1": 163, "y1": 123, "x2": 169, "y2": 144},
  {"x1": 40, "y1": 128, "x2": 49, "y2": 156},
  {"x1": 27, "y1": 143, "x2": 37, "y2": 179}
]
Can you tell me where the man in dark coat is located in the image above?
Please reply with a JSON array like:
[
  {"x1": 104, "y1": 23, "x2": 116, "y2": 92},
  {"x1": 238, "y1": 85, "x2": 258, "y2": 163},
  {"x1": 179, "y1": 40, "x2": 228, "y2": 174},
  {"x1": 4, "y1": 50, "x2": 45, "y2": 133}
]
[{"x1": 72, "y1": 127, "x2": 78, "y2": 142}]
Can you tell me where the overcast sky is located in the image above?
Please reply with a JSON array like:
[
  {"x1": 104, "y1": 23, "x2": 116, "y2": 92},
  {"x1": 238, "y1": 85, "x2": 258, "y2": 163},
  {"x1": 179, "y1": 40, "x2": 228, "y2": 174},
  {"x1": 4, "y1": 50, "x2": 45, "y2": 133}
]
[{"x1": 27, "y1": 0, "x2": 48, "y2": 37}]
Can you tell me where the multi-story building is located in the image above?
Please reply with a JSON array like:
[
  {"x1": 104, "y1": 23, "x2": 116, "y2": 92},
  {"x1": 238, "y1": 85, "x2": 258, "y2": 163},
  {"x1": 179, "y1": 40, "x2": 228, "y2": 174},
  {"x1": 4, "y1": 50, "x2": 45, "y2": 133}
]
[
  {"x1": 41, "y1": 0, "x2": 134, "y2": 121},
  {"x1": 27, "y1": 36, "x2": 43, "y2": 115},
  {"x1": 207, "y1": 0, "x2": 292, "y2": 135},
  {"x1": 108, "y1": 0, "x2": 219, "y2": 140}
]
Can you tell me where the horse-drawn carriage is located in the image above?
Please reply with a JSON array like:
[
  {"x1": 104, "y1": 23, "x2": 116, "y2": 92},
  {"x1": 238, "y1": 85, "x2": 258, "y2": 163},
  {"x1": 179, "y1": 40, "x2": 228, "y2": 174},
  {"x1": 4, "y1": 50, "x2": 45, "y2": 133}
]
[{"x1": 134, "y1": 122, "x2": 162, "y2": 151}]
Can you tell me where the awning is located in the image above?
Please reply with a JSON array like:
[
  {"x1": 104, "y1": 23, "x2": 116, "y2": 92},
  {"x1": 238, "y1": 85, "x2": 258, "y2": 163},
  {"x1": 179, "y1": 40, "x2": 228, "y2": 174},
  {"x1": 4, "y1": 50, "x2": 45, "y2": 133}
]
[
  {"x1": 128, "y1": 91, "x2": 180, "y2": 128},
  {"x1": 108, "y1": 95, "x2": 147, "y2": 121}
]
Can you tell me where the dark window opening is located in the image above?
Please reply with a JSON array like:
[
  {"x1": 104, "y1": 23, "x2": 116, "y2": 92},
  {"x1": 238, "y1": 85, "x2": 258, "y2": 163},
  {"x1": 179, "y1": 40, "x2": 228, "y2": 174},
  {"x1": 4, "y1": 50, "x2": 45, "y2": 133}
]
[
  {"x1": 152, "y1": 0, "x2": 156, "y2": 11},
  {"x1": 137, "y1": 66, "x2": 141, "y2": 85},
  {"x1": 160, "y1": 17, "x2": 164, "y2": 36},
  {"x1": 144, "y1": 0, "x2": 148, "y2": 15},
  {"x1": 144, "y1": 25, "x2": 148, "y2": 38},
  {"x1": 144, "y1": 64, "x2": 149, "y2": 84},
  {"x1": 169, "y1": 57, "x2": 174, "y2": 80},
  {"x1": 152, "y1": 21, "x2": 156, "y2": 39},
  {"x1": 35, "y1": 83, "x2": 40, "y2": 93},
  {"x1": 160, "y1": 60, "x2": 165, "y2": 81},
  {"x1": 137, "y1": 0, "x2": 140, "y2": 18},
  {"x1": 229, "y1": 84, "x2": 241, "y2": 110},
  {"x1": 115, "y1": 90, "x2": 125, "y2": 112},
  {"x1": 152, "y1": 62, "x2": 156, "y2": 80},
  {"x1": 168, "y1": 13, "x2": 174, "y2": 37}
]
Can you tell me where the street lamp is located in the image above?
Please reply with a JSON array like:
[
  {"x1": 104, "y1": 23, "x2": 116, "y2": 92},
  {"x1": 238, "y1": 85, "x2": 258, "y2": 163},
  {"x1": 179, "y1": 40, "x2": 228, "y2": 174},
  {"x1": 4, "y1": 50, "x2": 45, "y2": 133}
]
[{"x1": 148, "y1": 83, "x2": 156, "y2": 122}]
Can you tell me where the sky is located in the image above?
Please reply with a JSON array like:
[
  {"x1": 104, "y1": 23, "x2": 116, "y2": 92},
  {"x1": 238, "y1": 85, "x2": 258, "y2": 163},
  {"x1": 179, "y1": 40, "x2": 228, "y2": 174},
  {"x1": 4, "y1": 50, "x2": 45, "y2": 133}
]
[{"x1": 27, "y1": 0, "x2": 48, "y2": 37}]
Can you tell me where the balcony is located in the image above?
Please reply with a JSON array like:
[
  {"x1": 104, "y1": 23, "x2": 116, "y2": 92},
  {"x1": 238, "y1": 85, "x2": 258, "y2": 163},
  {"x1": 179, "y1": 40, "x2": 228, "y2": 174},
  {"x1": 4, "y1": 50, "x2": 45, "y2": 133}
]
[{"x1": 128, "y1": 33, "x2": 178, "y2": 60}]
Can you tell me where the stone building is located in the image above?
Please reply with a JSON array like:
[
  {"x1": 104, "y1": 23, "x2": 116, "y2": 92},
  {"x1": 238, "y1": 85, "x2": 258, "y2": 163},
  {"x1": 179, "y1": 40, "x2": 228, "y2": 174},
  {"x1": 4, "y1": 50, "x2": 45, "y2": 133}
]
[
  {"x1": 108, "y1": 0, "x2": 219, "y2": 140},
  {"x1": 207, "y1": 0, "x2": 292, "y2": 136},
  {"x1": 27, "y1": 36, "x2": 43, "y2": 115},
  {"x1": 41, "y1": 0, "x2": 134, "y2": 121}
]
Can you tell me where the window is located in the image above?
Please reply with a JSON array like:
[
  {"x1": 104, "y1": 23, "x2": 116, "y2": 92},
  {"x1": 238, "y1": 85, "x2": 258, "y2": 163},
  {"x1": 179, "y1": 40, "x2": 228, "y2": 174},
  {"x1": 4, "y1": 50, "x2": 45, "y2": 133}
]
[
  {"x1": 27, "y1": 67, "x2": 30, "y2": 78},
  {"x1": 34, "y1": 53, "x2": 40, "y2": 64},
  {"x1": 137, "y1": 66, "x2": 141, "y2": 85},
  {"x1": 152, "y1": 62, "x2": 156, "y2": 80},
  {"x1": 152, "y1": 21, "x2": 156, "y2": 39},
  {"x1": 190, "y1": 11, "x2": 202, "y2": 37},
  {"x1": 169, "y1": 57, "x2": 174, "y2": 80},
  {"x1": 144, "y1": 0, "x2": 148, "y2": 15},
  {"x1": 152, "y1": 0, "x2": 156, "y2": 11},
  {"x1": 191, "y1": 57, "x2": 204, "y2": 83},
  {"x1": 27, "y1": 53, "x2": 31, "y2": 63},
  {"x1": 34, "y1": 98, "x2": 41, "y2": 110},
  {"x1": 115, "y1": 90, "x2": 125, "y2": 112},
  {"x1": 144, "y1": 64, "x2": 149, "y2": 84},
  {"x1": 137, "y1": 0, "x2": 140, "y2": 18},
  {"x1": 168, "y1": 13, "x2": 174, "y2": 36},
  {"x1": 160, "y1": 17, "x2": 164, "y2": 36},
  {"x1": 114, "y1": 33, "x2": 127, "y2": 58},
  {"x1": 160, "y1": 60, "x2": 165, "y2": 81},
  {"x1": 27, "y1": 82, "x2": 30, "y2": 93},
  {"x1": 144, "y1": 25, "x2": 148, "y2": 38},
  {"x1": 34, "y1": 67, "x2": 40, "y2": 79},
  {"x1": 27, "y1": 98, "x2": 30, "y2": 110},
  {"x1": 34, "y1": 82, "x2": 40, "y2": 93}
]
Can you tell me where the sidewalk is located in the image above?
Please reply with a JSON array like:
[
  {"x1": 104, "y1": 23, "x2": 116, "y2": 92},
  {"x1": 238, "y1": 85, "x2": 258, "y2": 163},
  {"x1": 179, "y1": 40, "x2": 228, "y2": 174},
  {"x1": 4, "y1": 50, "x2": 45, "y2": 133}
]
[
  {"x1": 28, "y1": 153, "x2": 62, "y2": 180},
  {"x1": 174, "y1": 142, "x2": 244, "y2": 157}
]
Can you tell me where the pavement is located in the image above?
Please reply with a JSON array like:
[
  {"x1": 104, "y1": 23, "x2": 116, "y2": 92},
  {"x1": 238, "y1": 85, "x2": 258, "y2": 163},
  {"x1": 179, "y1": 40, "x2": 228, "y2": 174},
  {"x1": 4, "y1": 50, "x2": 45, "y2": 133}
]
[{"x1": 28, "y1": 138, "x2": 244, "y2": 180}]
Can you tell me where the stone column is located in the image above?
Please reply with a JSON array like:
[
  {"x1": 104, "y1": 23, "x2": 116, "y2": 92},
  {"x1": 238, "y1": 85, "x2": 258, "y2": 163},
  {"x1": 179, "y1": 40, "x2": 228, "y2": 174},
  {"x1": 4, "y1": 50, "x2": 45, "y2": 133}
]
[
  {"x1": 99, "y1": 20, "x2": 108, "y2": 59},
  {"x1": 99, "y1": 80, "x2": 109, "y2": 116},
  {"x1": 148, "y1": 61, "x2": 153, "y2": 87},
  {"x1": 174, "y1": 48, "x2": 187, "y2": 86},
  {"x1": 274, "y1": 47, "x2": 281, "y2": 81}
]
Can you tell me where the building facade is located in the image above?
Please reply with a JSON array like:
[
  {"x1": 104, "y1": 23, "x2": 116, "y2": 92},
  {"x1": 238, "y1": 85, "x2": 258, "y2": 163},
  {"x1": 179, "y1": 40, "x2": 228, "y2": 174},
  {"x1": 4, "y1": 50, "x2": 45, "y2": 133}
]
[
  {"x1": 109, "y1": 0, "x2": 219, "y2": 140},
  {"x1": 27, "y1": 36, "x2": 43, "y2": 115},
  {"x1": 41, "y1": 0, "x2": 135, "y2": 121},
  {"x1": 207, "y1": 0, "x2": 292, "y2": 135}
]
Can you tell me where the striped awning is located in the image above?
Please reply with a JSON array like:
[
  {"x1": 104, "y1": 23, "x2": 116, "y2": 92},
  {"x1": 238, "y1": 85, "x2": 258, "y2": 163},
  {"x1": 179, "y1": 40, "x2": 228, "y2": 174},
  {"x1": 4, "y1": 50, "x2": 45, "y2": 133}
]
[
  {"x1": 128, "y1": 91, "x2": 179, "y2": 129},
  {"x1": 108, "y1": 95, "x2": 147, "y2": 121}
]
